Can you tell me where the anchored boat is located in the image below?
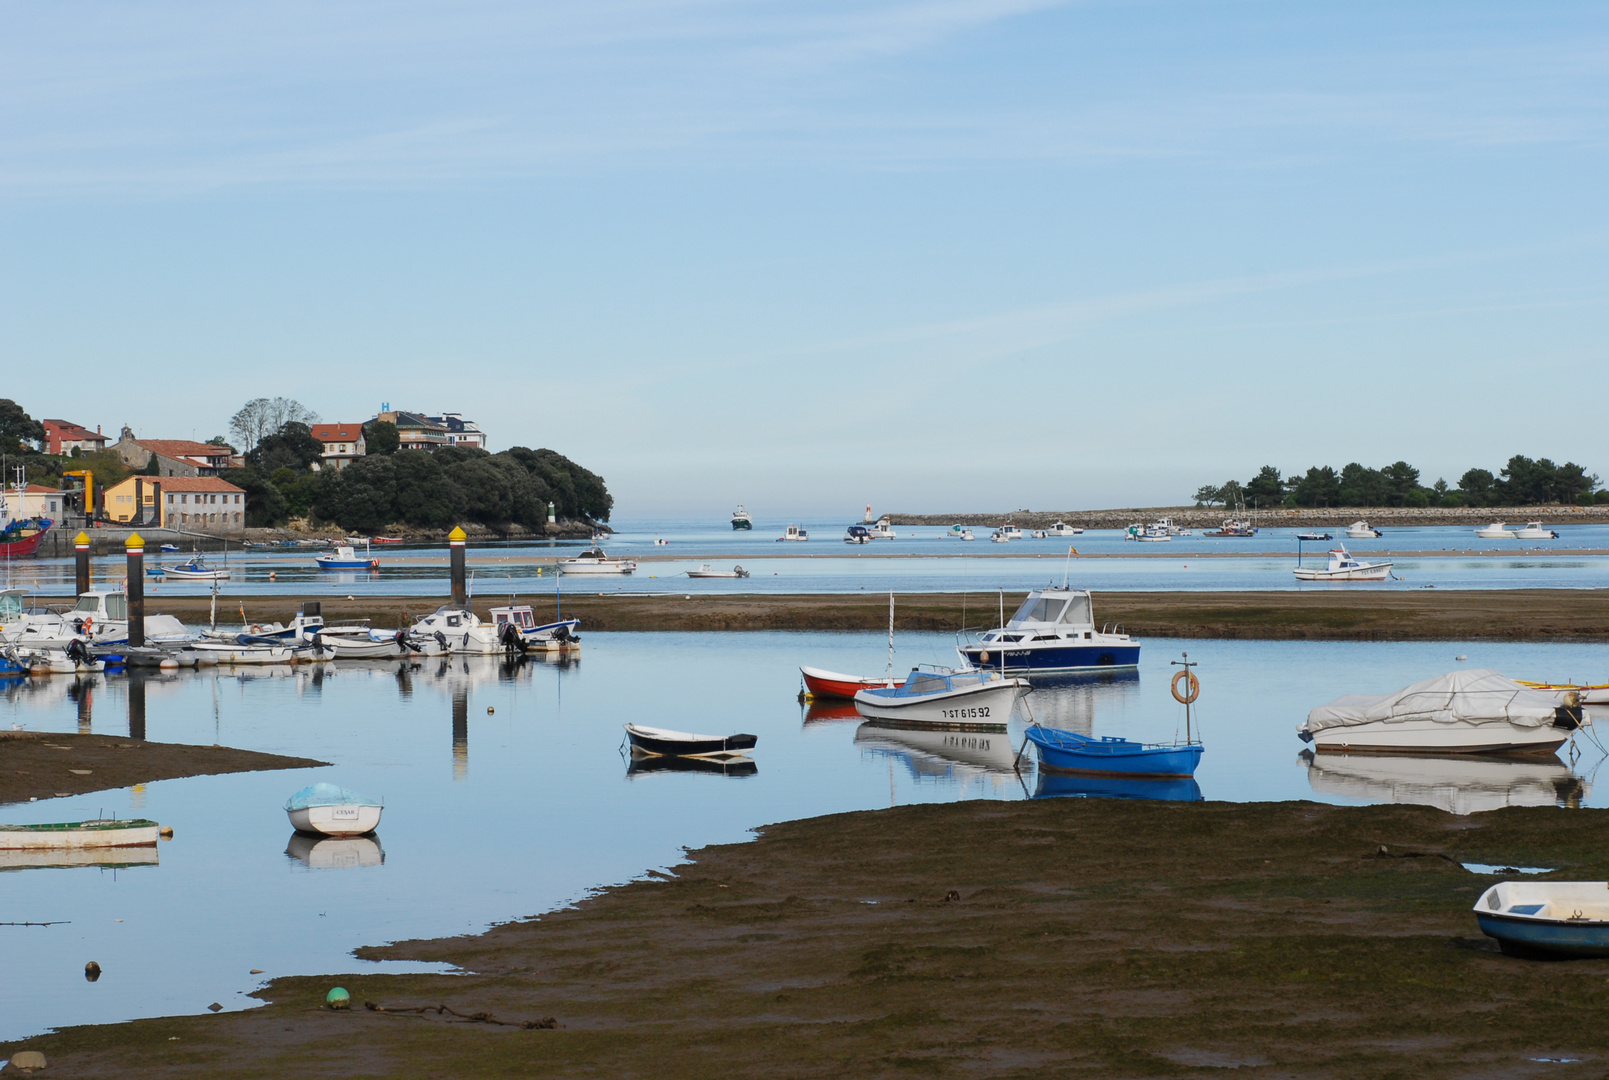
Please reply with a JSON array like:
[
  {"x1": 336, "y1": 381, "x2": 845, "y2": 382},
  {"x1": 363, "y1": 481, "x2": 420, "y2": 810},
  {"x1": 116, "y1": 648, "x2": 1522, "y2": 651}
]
[
  {"x1": 0, "y1": 817, "x2": 160, "y2": 851},
  {"x1": 558, "y1": 547, "x2": 636, "y2": 574},
  {"x1": 958, "y1": 588, "x2": 1139, "y2": 676},
  {"x1": 624, "y1": 723, "x2": 757, "y2": 760},
  {"x1": 730, "y1": 504, "x2": 753, "y2": 530},
  {"x1": 152, "y1": 556, "x2": 230, "y2": 580},
  {"x1": 687, "y1": 564, "x2": 749, "y2": 578},
  {"x1": 854, "y1": 668, "x2": 1023, "y2": 728},
  {"x1": 285, "y1": 783, "x2": 383, "y2": 837},
  {"x1": 1293, "y1": 543, "x2": 1393, "y2": 582},
  {"x1": 314, "y1": 544, "x2": 380, "y2": 571}
]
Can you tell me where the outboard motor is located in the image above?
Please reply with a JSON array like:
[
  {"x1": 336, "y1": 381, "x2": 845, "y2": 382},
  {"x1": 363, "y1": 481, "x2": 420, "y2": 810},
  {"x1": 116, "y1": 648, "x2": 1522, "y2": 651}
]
[
  {"x1": 552, "y1": 624, "x2": 571, "y2": 644},
  {"x1": 65, "y1": 638, "x2": 89, "y2": 665},
  {"x1": 500, "y1": 622, "x2": 528, "y2": 654}
]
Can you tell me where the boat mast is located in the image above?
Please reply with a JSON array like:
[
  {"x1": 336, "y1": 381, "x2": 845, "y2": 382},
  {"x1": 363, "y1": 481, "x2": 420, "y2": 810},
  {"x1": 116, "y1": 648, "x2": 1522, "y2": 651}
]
[{"x1": 886, "y1": 591, "x2": 894, "y2": 686}]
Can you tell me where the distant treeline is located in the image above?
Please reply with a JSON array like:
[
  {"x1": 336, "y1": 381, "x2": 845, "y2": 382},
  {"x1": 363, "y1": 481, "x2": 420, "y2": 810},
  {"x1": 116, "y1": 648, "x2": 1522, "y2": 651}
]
[
  {"x1": 1195, "y1": 456, "x2": 1604, "y2": 510},
  {"x1": 227, "y1": 421, "x2": 611, "y2": 531}
]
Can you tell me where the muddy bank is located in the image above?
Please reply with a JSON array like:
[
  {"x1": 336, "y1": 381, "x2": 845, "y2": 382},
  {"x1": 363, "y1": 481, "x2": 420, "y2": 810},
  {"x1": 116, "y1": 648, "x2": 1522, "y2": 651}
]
[
  {"x1": 0, "y1": 731, "x2": 326, "y2": 805},
  {"x1": 13, "y1": 798, "x2": 1609, "y2": 1078},
  {"x1": 147, "y1": 589, "x2": 1609, "y2": 641}
]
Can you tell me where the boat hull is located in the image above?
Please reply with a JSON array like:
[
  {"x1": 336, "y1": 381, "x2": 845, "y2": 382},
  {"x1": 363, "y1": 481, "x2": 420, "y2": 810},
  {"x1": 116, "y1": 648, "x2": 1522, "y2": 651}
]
[
  {"x1": 1293, "y1": 564, "x2": 1392, "y2": 581},
  {"x1": 957, "y1": 642, "x2": 1140, "y2": 675},
  {"x1": 0, "y1": 521, "x2": 52, "y2": 558},
  {"x1": 315, "y1": 560, "x2": 379, "y2": 570},
  {"x1": 801, "y1": 666, "x2": 899, "y2": 700},
  {"x1": 853, "y1": 679, "x2": 1021, "y2": 728},
  {"x1": 558, "y1": 563, "x2": 635, "y2": 574},
  {"x1": 1027, "y1": 727, "x2": 1203, "y2": 778},
  {"x1": 1306, "y1": 718, "x2": 1569, "y2": 755},
  {"x1": 625, "y1": 724, "x2": 757, "y2": 758},
  {"x1": 0, "y1": 819, "x2": 160, "y2": 850},
  {"x1": 287, "y1": 804, "x2": 382, "y2": 837},
  {"x1": 1475, "y1": 883, "x2": 1609, "y2": 957}
]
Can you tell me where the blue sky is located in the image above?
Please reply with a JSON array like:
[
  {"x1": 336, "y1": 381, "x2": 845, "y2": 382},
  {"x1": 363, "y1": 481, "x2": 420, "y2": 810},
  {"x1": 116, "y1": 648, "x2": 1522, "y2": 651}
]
[{"x1": 3, "y1": 1, "x2": 1606, "y2": 517}]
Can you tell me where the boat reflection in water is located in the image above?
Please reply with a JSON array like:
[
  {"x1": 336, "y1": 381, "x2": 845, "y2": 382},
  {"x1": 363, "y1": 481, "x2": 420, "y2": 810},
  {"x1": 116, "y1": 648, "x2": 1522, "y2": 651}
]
[
  {"x1": 626, "y1": 755, "x2": 758, "y2": 779},
  {"x1": 854, "y1": 720, "x2": 1016, "y2": 778},
  {"x1": 0, "y1": 846, "x2": 161, "y2": 871},
  {"x1": 1299, "y1": 750, "x2": 1587, "y2": 815},
  {"x1": 1020, "y1": 670, "x2": 1141, "y2": 737},
  {"x1": 1033, "y1": 771, "x2": 1203, "y2": 802},
  {"x1": 802, "y1": 699, "x2": 862, "y2": 725},
  {"x1": 285, "y1": 833, "x2": 385, "y2": 869}
]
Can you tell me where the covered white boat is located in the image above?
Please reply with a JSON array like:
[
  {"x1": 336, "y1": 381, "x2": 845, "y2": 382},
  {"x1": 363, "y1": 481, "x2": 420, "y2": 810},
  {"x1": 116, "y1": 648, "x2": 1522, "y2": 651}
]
[
  {"x1": 1514, "y1": 521, "x2": 1560, "y2": 539},
  {"x1": 558, "y1": 547, "x2": 637, "y2": 574},
  {"x1": 285, "y1": 783, "x2": 383, "y2": 836},
  {"x1": 1474, "y1": 522, "x2": 1517, "y2": 539},
  {"x1": 1345, "y1": 520, "x2": 1383, "y2": 538},
  {"x1": 1298, "y1": 669, "x2": 1584, "y2": 754},
  {"x1": 854, "y1": 668, "x2": 1024, "y2": 727},
  {"x1": 1293, "y1": 544, "x2": 1393, "y2": 581}
]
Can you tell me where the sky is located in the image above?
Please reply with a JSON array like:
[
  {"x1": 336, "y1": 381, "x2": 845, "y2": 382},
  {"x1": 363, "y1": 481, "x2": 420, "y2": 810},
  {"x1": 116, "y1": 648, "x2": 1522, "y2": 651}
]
[{"x1": 2, "y1": 0, "x2": 1606, "y2": 518}]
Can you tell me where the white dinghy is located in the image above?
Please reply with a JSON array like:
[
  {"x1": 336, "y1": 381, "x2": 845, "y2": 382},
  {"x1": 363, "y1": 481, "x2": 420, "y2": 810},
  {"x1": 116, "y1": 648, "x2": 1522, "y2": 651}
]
[
  {"x1": 1298, "y1": 668, "x2": 1585, "y2": 755},
  {"x1": 285, "y1": 783, "x2": 383, "y2": 837}
]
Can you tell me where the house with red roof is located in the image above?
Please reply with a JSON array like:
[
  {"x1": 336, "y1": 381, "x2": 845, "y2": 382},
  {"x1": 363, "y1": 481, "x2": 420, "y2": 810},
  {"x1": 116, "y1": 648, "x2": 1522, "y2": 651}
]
[
  {"x1": 102, "y1": 475, "x2": 246, "y2": 531},
  {"x1": 307, "y1": 423, "x2": 367, "y2": 471},
  {"x1": 40, "y1": 419, "x2": 109, "y2": 457},
  {"x1": 110, "y1": 427, "x2": 236, "y2": 477}
]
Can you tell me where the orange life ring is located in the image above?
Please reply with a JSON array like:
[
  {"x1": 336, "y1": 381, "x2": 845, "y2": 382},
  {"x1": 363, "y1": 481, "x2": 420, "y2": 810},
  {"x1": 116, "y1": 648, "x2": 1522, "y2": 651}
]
[
  {"x1": 82, "y1": 616, "x2": 94, "y2": 632},
  {"x1": 1171, "y1": 670, "x2": 1200, "y2": 705}
]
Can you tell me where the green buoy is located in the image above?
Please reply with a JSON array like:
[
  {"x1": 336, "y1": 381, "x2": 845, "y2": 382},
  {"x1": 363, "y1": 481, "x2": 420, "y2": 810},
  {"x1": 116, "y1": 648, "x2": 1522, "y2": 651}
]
[{"x1": 326, "y1": 987, "x2": 351, "y2": 1010}]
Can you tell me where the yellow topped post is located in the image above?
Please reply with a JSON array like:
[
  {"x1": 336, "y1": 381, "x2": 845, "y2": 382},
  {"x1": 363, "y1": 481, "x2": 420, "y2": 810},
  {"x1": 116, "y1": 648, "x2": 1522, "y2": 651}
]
[
  {"x1": 448, "y1": 526, "x2": 468, "y2": 608},
  {"x1": 125, "y1": 532, "x2": 146, "y2": 647},
  {"x1": 74, "y1": 532, "x2": 92, "y2": 594}
]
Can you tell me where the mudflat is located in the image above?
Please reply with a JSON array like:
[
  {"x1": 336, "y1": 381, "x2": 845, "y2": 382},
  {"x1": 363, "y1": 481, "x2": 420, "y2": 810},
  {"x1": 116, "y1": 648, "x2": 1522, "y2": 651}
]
[
  {"x1": 11, "y1": 797, "x2": 1609, "y2": 1078},
  {"x1": 0, "y1": 731, "x2": 326, "y2": 805},
  {"x1": 144, "y1": 588, "x2": 1609, "y2": 640}
]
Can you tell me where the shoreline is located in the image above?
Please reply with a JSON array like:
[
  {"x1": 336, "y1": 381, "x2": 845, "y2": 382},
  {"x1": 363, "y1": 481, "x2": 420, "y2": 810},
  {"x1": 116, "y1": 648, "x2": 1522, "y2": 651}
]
[
  {"x1": 889, "y1": 503, "x2": 1609, "y2": 528},
  {"x1": 131, "y1": 589, "x2": 1609, "y2": 641},
  {"x1": 11, "y1": 798, "x2": 1609, "y2": 1076}
]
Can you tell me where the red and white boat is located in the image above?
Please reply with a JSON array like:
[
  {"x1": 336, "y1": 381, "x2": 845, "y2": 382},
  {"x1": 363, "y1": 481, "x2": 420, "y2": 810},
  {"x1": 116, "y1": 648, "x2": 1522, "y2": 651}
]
[
  {"x1": 0, "y1": 518, "x2": 52, "y2": 559},
  {"x1": 801, "y1": 666, "x2": 904, "y2": 700}
]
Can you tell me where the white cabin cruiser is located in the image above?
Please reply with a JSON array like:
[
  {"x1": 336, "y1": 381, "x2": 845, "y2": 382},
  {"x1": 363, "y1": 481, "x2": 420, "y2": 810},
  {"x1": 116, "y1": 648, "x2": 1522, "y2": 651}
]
[
  {"x1": 1298, "y1": 669, "x2": 1586, "y2": 754},
  {"x1": 1513, "y1": 521, "x2": 1560, "y2": 540},
  {"x1": 777, "y1": 524, "x2": 809, "y2": 542},
  {"x1": 1346, "y1": 520, "x2": 1383, "y2": 538},
  {"x1": 867, "y1": 516, "x2": 897, "y2": 540},
  {"x1": 489, "y1": 604, "x2": 581, "y2": 652},
  {"x1": 2, "y1": 589, "x2": 189, "y2": 650},
  {"x1": 1046, "y1": 521, "x2": 1083, "y2": 536},
  {"x1": 957, "y1": 588, "x2": 1139, "y2": 677},
  {"x1": 996, "y1": 522, "x2": 1023, "y2": 541},
  {"x1": 1475, "y1": 522, "x2": 1517, "y2": 539},
  {"x1": 1293, "y1": 544, "x2": 1393, "y2": 582},
  {"x1": 558, "y1": 547, "x2": 636, "y2": 574}
]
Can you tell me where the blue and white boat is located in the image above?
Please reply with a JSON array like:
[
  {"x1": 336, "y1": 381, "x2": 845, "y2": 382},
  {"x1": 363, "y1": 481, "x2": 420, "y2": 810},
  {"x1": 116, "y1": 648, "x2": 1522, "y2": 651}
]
[
  {"x1": 957, "y1": 588, "x2": 1139, "y2": 676},
  {"x1": 314, "y1": 544, "x2": 379, "y2": 571},
  {"x1": 1475, "y1": 881, "x2": 1609, "y2": 958},
  {"x1": 150, "y1": 556, "x2": 230, "y2": 580},
  {"x1": 853, "y1": 667, "x2": 1024, "y2": 728},
  {"x1": 1025, "y1": 726, "x2": 1203, "y2": 779}
]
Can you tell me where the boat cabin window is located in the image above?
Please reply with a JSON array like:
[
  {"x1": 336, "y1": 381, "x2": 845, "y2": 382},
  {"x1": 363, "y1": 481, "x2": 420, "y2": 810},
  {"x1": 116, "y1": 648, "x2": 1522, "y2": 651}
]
[
  {"x1": 0, "y1": 593, "x2": 21, "y2": 620},
  {"x1": 1057, "y1": 595, "x2": 1092, "y2": 626},
  {"x1": 447, "y1": 615, "x2": 461, "y2": 627},
  {"x1": 518, "y1": 611, "x2": 534, "y2": 629},
  {"x1": 72, "y1": 595, "x2": 100, "y2": 613},
  {"x1": 106, "y1": 595, "x2": 127, "y2": 620},
  {"x1": 1009, "y1": 595, "x2": 1067, "y2": 625},
  {"x1": 494, "y1": 614, "x2": 508, "y2": 628}
]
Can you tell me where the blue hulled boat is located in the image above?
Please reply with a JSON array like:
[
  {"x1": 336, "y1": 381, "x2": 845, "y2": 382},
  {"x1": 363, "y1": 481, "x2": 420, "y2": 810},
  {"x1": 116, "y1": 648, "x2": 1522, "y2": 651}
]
[
  {"x1": 1025, "y1": 726, "x2": 1203, "y2": 779},
  {"x1": 957, "y1": 588, "x2": 1139, "y2": 677},
  {"x1": 1475, "y1": 881, "x2": 1609, "y2": 958}
]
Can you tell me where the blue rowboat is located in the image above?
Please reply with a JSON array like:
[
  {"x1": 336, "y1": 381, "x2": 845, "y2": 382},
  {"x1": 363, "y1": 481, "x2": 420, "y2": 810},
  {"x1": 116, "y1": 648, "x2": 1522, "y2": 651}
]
[
  {"x1": 1475, "y1": 881, "x2": 1609, "y2": 958},
  {"x1": 1025, "y1": 726, "x2": 1203, "y2": 779},
  {"x1": 1033, "y1": 771, "x2": 1202, "y2": 802}
]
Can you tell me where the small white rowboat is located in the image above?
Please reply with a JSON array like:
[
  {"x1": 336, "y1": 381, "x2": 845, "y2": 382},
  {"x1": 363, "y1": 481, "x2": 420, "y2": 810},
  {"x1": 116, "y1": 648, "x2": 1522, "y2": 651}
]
[
  {"x1": 0, "y1": 818, "x2": 161, "y2": 851},
  {"x1": 285, "y1": 783, "x2": 383, "y2": 836}
]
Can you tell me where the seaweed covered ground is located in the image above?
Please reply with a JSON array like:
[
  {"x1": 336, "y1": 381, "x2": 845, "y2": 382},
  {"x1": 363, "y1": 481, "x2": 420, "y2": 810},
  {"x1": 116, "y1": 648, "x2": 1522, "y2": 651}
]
[
  {"x1": 150, "y1": 587, "x2": 1609, "y2": 640},
  {"x1": 11, "y1": 797, "x2": 1609, "y2": 1078}
]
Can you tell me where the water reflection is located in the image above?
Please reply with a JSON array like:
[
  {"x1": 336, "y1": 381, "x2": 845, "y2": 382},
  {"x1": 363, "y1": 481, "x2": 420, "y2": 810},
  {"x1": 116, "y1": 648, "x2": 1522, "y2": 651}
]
[
  {"x1": 1022, "y1": 670, "x2": 1140, "y2": 735},
  {"x1": 0, "y1": 847, "x2": 160, "y2": 871},
  {"x1": 854, "y1": 721, "x2": 1016, "y2": 777},
  {"x1": 625, "y1": 756, "x2": 759, "y2": 779},
  {"x1": 285, "y1": 833, "x2": 385, "y2": 869},
  {"x1": 1033, "y1": 772, "x2": 1203, "y2": 802},
  {"x1": 1299, "y1": 750, "x2": 1588, "y2": 814},
  {"x1": 801, "y1": 700, "x2": 861, "y2": 725}
]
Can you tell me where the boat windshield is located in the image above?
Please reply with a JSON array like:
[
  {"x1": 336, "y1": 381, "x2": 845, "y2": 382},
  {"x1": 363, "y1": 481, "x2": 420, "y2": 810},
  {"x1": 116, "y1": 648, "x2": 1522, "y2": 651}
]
[
  {"x1": 1009, "y1": 594, "x2": 1067, "y2": 626},
  {"x1": 904, "y1": 672, "x2": 950, "y2": 694},
  {"x1": 0, "y1": 591, "x2": 22, "y2": 621},
  {"x1": 1057, "y1": 595, "x2": 1092, "y2": 626}
]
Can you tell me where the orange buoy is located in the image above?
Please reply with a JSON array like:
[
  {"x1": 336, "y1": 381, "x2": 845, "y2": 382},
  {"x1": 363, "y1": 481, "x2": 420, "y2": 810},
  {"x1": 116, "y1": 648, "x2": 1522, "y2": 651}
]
[{"x1": 1170, "y1": 669, "x2": 1200, "y2": 705}]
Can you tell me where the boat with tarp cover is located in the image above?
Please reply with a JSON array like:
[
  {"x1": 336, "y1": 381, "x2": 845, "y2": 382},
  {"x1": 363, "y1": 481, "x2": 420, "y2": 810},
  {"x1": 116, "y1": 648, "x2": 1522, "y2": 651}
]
[{"x1": 285, "y1": 783, "x2": 383, "y2": 836}]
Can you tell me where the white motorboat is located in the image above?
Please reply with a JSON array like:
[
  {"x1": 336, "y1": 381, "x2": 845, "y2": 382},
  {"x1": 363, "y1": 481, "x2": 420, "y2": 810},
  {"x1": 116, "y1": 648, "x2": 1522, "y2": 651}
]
[
  {"x1": 958, "y1": 588, "x2": 1140, "y2": 676},
  {"x1": 854, "y1": 667, "x2": 1025, "y2": 727},
  {"x1": 488, "y1": 604, "x2": 581, "y2": 651},
  {"x1": 3, "y1": 642, "x2": 104, "y2": 675},
  {"x1": 945, "y1": 523, "x2": 966, "y2": 538},
  {"x1": 1, "y1": 588, "x2": 188, "y2": 650},
  {"x1": 284, "y1": 783, "x2": 383, "y2": 836},
  {"x1": 1046, "y1": 521, "x2": 1083, "y2": 536},
  {"x1": 558, "y1": 547, "x2": 636, "y2": 574},
  {"x1": 1298, "y1": 668, "x2": 1585, "y2": 754},
  {"x1": 204, "y1": 600, "x2": 330, "y2": 644},
  {"x1": 189, "y1": 637, "x2": 314, "y2": 665},
  {"x1": 1346, "y1": 520, "x2": 1383, "y2": 538},
  {"x1": 153, "y1": 556, "x2": 230, "y2": 580},
  {"x1": 0, "y1": 817, "x2": 160, "y2": 852},
  {"x1": 1514, "y1": 521, "x2": 1560, "y2": 540},
  {"x1": 1031, "y1": 529, "x2": 1047, "y2": 539},
  {"x1": 1475, "y1": 522, "x2": 1517, "y2": 539},
  {"x1": 1301, "y1": 750, "x2": 1586, "y2": 815},
  {"x1": 1292, "y1": 544, "x2": 1393, "y2": 582},
  {"x1": 408, "y1": 606, "x2": 500, "y2": 654},
  {"x1": 996, "y1": 522, "x2": 1023, "y2": 541},
  {"x1": 990, "y1": 529, "x2": 1011, "y2": 543},
  {"x1": 687, "y1": 564, "x2": 750, "y2": 578},
  {"x1": 958, "y1": 528, "x2": 975, "y2": 541},
  {"x1": 730, "y1": 504, "x2": 753, "y2": 530},
  {"x1": 867, "y1": 516, "x2": 897, "y2": 540},
  {"x1": 1126, "y1": 520, "x2": 1171, "y2": 542},
  {"x1": 325, "y1": 630, "x2": 415, "y2": 659},
  {"x1": 777, "y1": 524, "x2": 809, "y2": 542}
]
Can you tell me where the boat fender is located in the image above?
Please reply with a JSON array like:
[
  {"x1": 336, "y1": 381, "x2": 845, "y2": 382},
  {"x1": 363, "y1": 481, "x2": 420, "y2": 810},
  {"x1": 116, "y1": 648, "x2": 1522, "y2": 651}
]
[
  {"x1": 1171, "y1": 670, "x2": 1200, "y2": 705},
  {"x1": 979, "y1": 651, "x2": 989, "y2": 664}
]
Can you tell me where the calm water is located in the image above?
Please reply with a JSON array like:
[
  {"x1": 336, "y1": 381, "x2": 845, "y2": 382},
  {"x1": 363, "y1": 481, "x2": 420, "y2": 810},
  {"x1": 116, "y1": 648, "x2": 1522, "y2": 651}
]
[
  {"x1": 9, "y1": 519, "x2": 1609, "y2": 599},
  {"x1": 3, "y1": 631, "x2": 1607, "y2": 1040}
]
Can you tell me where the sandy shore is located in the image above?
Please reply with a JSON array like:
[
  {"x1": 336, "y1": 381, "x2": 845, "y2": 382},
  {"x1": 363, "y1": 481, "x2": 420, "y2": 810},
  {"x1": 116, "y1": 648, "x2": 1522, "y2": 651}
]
[
  {"x1": 0, "y1": 731, "x2": 326, "y2": 805},
  {"x1": 145, "y1": 588, "x2": 1609, "y2": 641},
  {"x1": 11, "y1": 797, "x2": 1609, "y2": 1078}
]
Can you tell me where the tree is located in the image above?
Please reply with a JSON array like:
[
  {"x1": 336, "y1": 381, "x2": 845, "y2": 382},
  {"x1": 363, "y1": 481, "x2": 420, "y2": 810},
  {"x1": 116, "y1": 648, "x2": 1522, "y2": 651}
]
[
  {"x1": 1339, "y1": 463, "x2": 1385, "y2": 507},
  {"x1": 143, "y1": 454, "x2": 161, "y2": 476},
  {"x1": 0, "y1": 399, "x2": 46, "y2": 455},
  {"x1": 248, "y1": 421, "x2": 325, "y2": 475},
  {"x1": 1458, "y1": 468, "x2": 1498, "y2": 507},
  {"x1": 1244, "y1": 466, "x2": 1284, "y2": 509},
  {"x1": 1290, "y1": 466, "x2": 1340, "y2": 508},
  {"x1": 364, "y1": 420, "x2": 399, "y2": 456},
  {"x1": 229, "y1": 398, "x2": 319, "y2": 452},
  {"x1": 1192, "y1": 484, "x2": 1221, "y2": 508},
  {"x1": 225, "y1": 467, "x2": 288, "y2": 527},
  {"x1": 1381, "y1": 461, "x2": 1421, "y2": 506},
  {"x1": 205, "y1": 435, "x2": 232, "y2": 448}
]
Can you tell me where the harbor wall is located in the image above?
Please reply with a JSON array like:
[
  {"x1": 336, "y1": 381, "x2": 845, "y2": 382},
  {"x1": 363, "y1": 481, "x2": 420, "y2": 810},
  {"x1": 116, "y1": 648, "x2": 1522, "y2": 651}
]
[{"x1": 888, "y1": 504, "x2": 1609, "y2": 529}]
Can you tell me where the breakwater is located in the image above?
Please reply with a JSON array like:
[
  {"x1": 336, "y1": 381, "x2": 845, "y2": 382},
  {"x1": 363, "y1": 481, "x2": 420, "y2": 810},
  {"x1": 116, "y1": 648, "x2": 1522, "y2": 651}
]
[{"x1": 890, "y1": 504, "x2": 1609, "y2": 528}]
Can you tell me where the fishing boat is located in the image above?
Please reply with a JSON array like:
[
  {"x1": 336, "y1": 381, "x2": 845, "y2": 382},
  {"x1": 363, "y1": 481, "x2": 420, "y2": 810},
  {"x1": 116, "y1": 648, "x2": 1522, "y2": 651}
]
[
  {"x1": 1295, "y1": 531, "x2": 1332, "y2": 541},
  {"x1": 1346, "y1": 520, "x2": 1383, "y2": 538},
  {"x1": 314, "y1": 544, "x2": 379, "y2": 571},
  {"x1": 1514, "y1": 521, "x2": 1560, "y2": 539},
  {"x1": 488, "y1": 604, "x2": 580, "y2": 652},
  {"x1": 373, "y1": 536, "x2": 405, "y2": 544},
  {"x1": 687, "y1": 564, "x2": 750, "y2": 578},
  {"x1": 0, "y1": 517, "x2": 51, "y2": 558},
  {"x1": 0, "y1": 817, "x2": 160, "y2": 851},
  {"x1": 996, "y1": 521, "x2": 1023, "y2": 541},
  {"x1": 844, "y1": 525, "x2": 871, "y2": 544},
  {"x1": 777, "y1": 524, "x2": 809, "y2": 542},
  {"x1": 957, "y1": 588, "x2": 1140, "y2": 676},
  {"x1": 730, "y1": 505, "x2": 753, "y2": 530},
  {"x1": 1475, "y1": 882, "x2": 1609, "y2": 958},
  {"x1": 1292, "y1": 544, "x2": 1393, "y2": 582},
  {"x1": 1297, "y1": 668, "x2": 1584, "y2": 754},
  {"x1": 867, "y1": 516, "x2": 897, "y2": 540},
  {"x1": 1026, "y1": 653, "x2": 1203, "y2": 777},
  {"x1": 285, "y1": 783, "x2": 383, "y2": 837},
  {"x1": 557, "y1": 547, "x2": 636, "y2": 574},
  {"x1": 1204, "y1": 517, "x2": 1257, "y2": 537},
  {"x1": 151, "y1": 555, "x2": 230, "y2": 580},
  {"x1": 624, "y1": 723, "x2": 757, "y2": 760},
  {"x1": 1475, "y1": 522, "x2": 1517, "y2": 539},
  {"x1": 800, "y1": 666, "x2": 904, "y2": 700},
  {"x1": 854, "y1": 668, "x2": 1024, "y2": 727},
  {"x1": 1046, "y1": 521, "x2": 1083, "y2": 536}
]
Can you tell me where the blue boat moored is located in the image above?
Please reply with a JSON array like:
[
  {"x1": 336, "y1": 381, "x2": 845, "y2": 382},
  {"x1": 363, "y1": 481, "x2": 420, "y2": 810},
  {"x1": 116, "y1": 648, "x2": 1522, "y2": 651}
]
[
  {"x1": 1025, "y1": 726, "x2": 1203, "y2": 779},
  {"x1": 1475, "y1": 881, "x2": 1609, "y2": 958}
]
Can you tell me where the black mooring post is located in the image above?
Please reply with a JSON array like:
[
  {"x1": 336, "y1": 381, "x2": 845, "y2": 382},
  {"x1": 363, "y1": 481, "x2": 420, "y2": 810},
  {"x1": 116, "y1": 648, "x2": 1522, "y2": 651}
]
[
  {"x1": 452, "y1": 687, "x2": 469, "y2": 782},
  {"x1": 449, "y1": 525, "x2": 467, "y2": 608},
  {"x1": 75, "y1": 531, "x2": 91, "y2": 595},
  {"x1": 128, "y1": 670, "x2": 147, "y2": 742},
  {"x1": 126, "y1": 532, "x2": 145, "y2": 648}
]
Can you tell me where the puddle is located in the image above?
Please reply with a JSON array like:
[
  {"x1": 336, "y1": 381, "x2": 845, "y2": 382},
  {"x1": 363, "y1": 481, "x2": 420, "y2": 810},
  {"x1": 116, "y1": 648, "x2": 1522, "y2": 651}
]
[{"x1": 1463, "y1": 863, "x2": 1554, "y2": 875}]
